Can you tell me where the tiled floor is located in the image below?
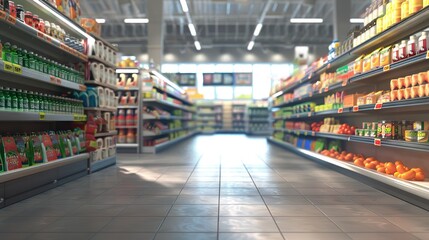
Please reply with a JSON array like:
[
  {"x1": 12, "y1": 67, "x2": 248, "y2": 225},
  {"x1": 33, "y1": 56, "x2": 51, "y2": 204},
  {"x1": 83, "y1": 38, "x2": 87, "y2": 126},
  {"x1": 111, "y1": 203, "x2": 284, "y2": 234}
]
[{"x1": 1, "y1": 135, "x2": 428, "y2": 240}]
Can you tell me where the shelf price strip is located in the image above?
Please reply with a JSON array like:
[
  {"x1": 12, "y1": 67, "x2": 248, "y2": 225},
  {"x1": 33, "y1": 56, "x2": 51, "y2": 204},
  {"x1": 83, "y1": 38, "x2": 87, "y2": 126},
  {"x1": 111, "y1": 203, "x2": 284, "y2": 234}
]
[
  {"x1": 39, "y1": 112, "x2": 46, "y2": 120},
  {"x1": 337, "y1": 108, "x2": 343, "y2": 114},
  {"x1": 374, "y1": 103, "x2": 383, "y2": 110},
  {"x1": 353, "y1": 106, "x2": 359, "y2": 112},
  {"x1": 383, "y1": 65, "x2": 390, "y2": 72},
  {"x1": 4, "y1": 61, "x2": 22, "y2": 74},
  {"x1": 374, "y1": 138, "x2": 382, "y2": 146}
]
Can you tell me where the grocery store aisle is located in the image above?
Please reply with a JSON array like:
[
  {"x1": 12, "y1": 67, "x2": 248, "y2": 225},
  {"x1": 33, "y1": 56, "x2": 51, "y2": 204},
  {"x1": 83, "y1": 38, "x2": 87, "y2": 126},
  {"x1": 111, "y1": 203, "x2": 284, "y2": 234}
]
[{"x1": 0, "y1": 135, "x2": 428, "y2": 240}]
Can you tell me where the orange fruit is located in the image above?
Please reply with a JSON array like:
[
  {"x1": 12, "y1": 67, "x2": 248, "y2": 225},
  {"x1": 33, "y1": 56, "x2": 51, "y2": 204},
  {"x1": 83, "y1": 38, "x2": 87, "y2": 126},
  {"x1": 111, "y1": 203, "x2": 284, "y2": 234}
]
[
  {"x1": 395, "y1": 161, "x2": 404, "y2": 166},
  {"x1": 414, "y1": 172, "x2": 425, "y2": 181},
  {"x1": 385, "y1": 162, "x2": 396, "y2": 175},
  {"x1": 396, "y1": 164, "x2": 408, "y2": 174},
  {"x1": 394, "y1": 172, "x2": 400, "y2": 177},
  {"x1": 354, "y1": 159, "x2": 365, "y2": 167},
  {"x1": 399, "y1": 170, "x2": 416, "y2": 180},
  {"x1": 377, "y1": 167, "x2": 386, "y2": 173}
]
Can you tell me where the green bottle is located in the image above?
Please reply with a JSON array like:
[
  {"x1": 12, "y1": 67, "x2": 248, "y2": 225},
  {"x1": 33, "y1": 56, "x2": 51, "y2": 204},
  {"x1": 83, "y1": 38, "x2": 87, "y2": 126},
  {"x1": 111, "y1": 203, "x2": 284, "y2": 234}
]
[
  {"x1": 11, "y1": 45, "x2": 18, "y2": 64},
  {"x1": 4, "y1": 88, "x2": 11, "y2": 111},
  {"x1": 22, "y1": 90, "x2": 29, "y2": 111},
  {"x1": 17, "y1": 48, "x2": 23, "y2": 66},
  {"x1": 17, "y1": 89, "x2": 23, "y2": 112},
  {"x1": 28, "y1": 52, "x2": 35, "y2": 70},
  {"x1": 36, "y1": 93, "x2": 42, "y2": 111},
  {"x1": 2, "y1": 42, "x2": 11, "y2": 62},
  {"x1": 10, "y1": 88, "x2": 18, "y2": 111},
  {"x1": 22, "y1": 50, "x2": 29, "y2": 68},
  {"x1": 43, "y1": 94, "x2": 49, "y2": 111},
  {"x1": 0, "y1": 87, "x2": 5, "y2": 111}
]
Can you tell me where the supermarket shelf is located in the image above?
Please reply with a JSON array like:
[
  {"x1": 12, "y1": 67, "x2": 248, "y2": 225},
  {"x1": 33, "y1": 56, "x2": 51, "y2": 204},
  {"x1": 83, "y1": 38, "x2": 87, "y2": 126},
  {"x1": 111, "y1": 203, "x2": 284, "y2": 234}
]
[
  {"x1": 88, "y1": 55, "x2": 117, "y2": 69},
  {"x1": 89, "y1": 156, "x2": 116, "y2": 173},
  {"x1": 85, "y1": 107, "x2": 116, "y2": 112},
  {"x1": 142, "y1": 131, "x2": 199, "y2": 153},
  {"x1": 249, "y1": 113, "x2": 270, "y2": 117},
  {"x1": 0, "y1": 111, "x2": 86, "y2": 122},
  {"x1": 0, "y1": 60, "x2": 86, "y2": 92},
  {"x1": 116, "y1": 126, "x2": 138, "y2": 129},
  {"x1": 142, "y1": 114, "x2": 192, "y2": 121},
  {"x1": 267, "y1": 137, "x2": 429, "y2": 208},
  {"x1": 142, "y1": 127, "x2": 189, "y2": 137},
  {"x1": 199, "y1": 112, "x2": 222, "y2": 116},
  {"x1": 0, "y1": 153, "x2": 89, "y2": 183},
  {"x1": 0, "y1": 10, "x2": 86, "y2": 63},
  {"x1": 197, "y1": 104, "x2": 223, "y2": 108},
  {"x1": 153, "y1": 85, "x2": 193, "y2": 106},
  {"x1": 247, "y1": 131, "x2": 271, "y2": 135},
  {"x1": 94, "y1": 131, "x2": 118, "y2": 138},
  {"x1": 84, "y1": 81, "x2": 118, "y2": 91},
  {"x1": 117, "y1": 105, "x2": 139, "y2": 109},
  {"x1": 143, "y1": 99, "x2": 196, "y2": 112},
  {"x1": 351, "y1": 8, "x2": 429, "y2": 57},
  {"x1": 88, "y1": 33, "x2": 119, "y2": 52},
  {"x1": 249, "y1": 119, "x2": 269, "y2": 123},
  {"x1": 116, "y1": 86, "x2": 140, "y2": 91},
  {"x1": 117, "y1": 143, "x2": 138, "y2": 148}
]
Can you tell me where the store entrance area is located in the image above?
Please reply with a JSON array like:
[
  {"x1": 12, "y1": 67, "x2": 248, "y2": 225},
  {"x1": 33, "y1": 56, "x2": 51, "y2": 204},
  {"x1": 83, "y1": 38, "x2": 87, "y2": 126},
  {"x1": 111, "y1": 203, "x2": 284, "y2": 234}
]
[{"x1": 0, "y1": 135, "x2": 427, "y2": 240}]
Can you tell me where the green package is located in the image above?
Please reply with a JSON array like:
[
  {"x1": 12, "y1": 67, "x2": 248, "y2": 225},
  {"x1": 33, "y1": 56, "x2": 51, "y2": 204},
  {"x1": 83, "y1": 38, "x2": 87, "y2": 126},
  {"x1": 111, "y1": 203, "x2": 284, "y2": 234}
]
[
  {"x1": 67, "y1": 131, "x2": 78, "y2": 155},
  {"x1": 49, "y1": 131, "x2": 62, "y2": 160},
  {"x1": 31, "y1": 134, "x2": 44, "y2": 164},
  {"x1": 328, "y1": 140, "x2": 342, "y2": 152},
  {"x1": 58, "y1": 132, "x2": 71, "y2": 158},
  {"x1": 14, "y1": 135, "x2": 30, "y2": 167},
  {"x1": 314, "y1": 139, "x2": 327, "y2": 153}
]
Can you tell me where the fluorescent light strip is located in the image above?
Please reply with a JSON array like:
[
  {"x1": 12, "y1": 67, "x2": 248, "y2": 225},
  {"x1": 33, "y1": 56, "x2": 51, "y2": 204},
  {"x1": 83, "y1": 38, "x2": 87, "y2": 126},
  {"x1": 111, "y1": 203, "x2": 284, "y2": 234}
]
[
  {"x1": 271, "y1": 90, "x2": 284, "y2": 99},
  {"x1": 350, "y1": 18, "x2": 364, "y2": 23},
  {"x1": 194, "y1": 41, "x2": 201, "y2": 51},
  {"x1": 290, "y1": 18, "x2": 323, "y2": 23},
  {"x1": 116, "y1": 68, "x2": 139, "y2": 74},
  {"x1": 253, "y1": 23, "x2": 263, "y2": 36},
  {"x1": 124, "y1": 18, "x2": 149, "y2": 23},
  {"x1": 180, "y1": 0, "x2": 189, "y2": 13},
  {"x1": 247, "y1": 41, "x2": 255, "y2": 51},
  {"x1": 33, "y1": 0, "x2": 93, "y2": 40},
  {"x1": 188, "y1": 23, "x2": 197, "y2": 36},
  {"x1": 95, "y1": 18, "x2": 106, "y2": 23}
]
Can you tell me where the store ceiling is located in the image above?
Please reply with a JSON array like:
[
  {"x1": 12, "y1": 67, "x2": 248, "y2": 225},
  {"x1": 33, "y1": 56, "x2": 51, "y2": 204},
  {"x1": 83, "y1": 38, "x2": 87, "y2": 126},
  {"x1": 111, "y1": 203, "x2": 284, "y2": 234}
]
[{"x1": 81, "y1": 0, "x2": 370, "y2": 51}]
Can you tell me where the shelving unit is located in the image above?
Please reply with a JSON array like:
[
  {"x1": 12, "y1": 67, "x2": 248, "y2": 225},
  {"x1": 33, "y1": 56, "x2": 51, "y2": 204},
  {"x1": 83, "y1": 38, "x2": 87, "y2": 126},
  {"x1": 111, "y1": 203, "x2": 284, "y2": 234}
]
[
  {"x1": 268, "y1": 6, "x2": 429, "y2": 207},
  {"x1": 231, "y1": 103, "x2": 247, "y2": 132},
  {"x1": 196, "y1": 103, "x2": 223, "y2": 134},
  {"x1": 246, "y1": 106, "x2": 270, "y2": 135},
  {"x1": 0, "y1": 2, "x2": 104, "y2": 208},
  {"x1": 139, "y1": 70, "x2": 197, "y2": 153}
]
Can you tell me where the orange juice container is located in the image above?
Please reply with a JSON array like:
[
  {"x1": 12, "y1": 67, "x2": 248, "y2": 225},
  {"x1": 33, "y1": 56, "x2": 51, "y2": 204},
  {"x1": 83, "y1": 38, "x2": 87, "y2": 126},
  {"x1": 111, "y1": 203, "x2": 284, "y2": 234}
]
[
  {"x1": 409, "y1": 0, "x2": 423, "y2": 14},
  {"x1": 402, "y1": 1, "x2": 410, "y2": 19}
]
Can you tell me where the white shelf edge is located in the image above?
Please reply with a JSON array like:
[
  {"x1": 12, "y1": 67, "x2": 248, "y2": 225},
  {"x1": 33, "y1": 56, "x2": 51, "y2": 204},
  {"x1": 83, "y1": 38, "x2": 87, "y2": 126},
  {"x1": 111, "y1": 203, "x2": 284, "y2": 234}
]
[
  {"x1": 117, "y1": 143, "x2": 138, "y2": 147},
  {"x1": 142, "y1": 131, "x2": 198, "y2": 153},
  {"x1": 0, "y1": 111, "x2": 86, "y2": 122},
  {"x1": 94, "y1": 130, "x2": 118, "y2": 138},
  {"x1": 268, "y1": 137, "x2": 429, "y2": 200},
  {"x1": 0, "y1": 153, "x2": 89, "y2": 183}
]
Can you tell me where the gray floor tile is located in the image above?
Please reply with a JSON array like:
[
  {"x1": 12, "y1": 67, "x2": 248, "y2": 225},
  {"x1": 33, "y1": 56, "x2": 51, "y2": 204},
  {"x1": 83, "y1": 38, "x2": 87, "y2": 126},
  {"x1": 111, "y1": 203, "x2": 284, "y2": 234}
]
[
  {"x1": 220, "y1": 188, "x2": 260, "y2": 196},
  {"x1": 347, "y1": 233, "x2": 420, "y2": 240},
  {"x1": 412, "y1": 233, "x2": 429, "y2": 240},
  {"x1": 220, "y1": 196, "x2": 265, "y2": 205},
  {"x1": 306, "y1": 195, "x2": 357, "y2": 205},
  {"x1": 118, "y1": 205, "x2": 171, "y2": 216},
  {"x1": 220, "y1": 205, "x2": 270, "y2": 217},
  {"x1": 219, "y1": 217, "x2": 279, "y2": 233},
  {"x1": 258, "y1": 187, "x2": 301, "y2": 196},
  {"x1": 185, "y1": 181, "x2": 220, "y2": 188},
  {"x1": 0, "y1": 216, "x2": 59, "y2": 232},
  {"x1": 297, "y1": 188, "x2": 341, "y2": 195},
  {"x1": 330, "y1": 217, "x2": 405, "y2": 232},
  {"x1": 91, "y1": 233, "x2": 155, "y2": 240},
  {"x1": 262, "y1": 195, "x2": 311, "y2": 205},
  {"x1": 0, "y1": 233, "x2": 31, "y2": 240},
  {"x1": 101, "y1": 217, "x2": 164, "y2": 232},
  {"x1": 268, "y1": 205, "x2": 324, "y2": 216},
  {"x1": 275, "y1": 217, "x2": 342, "y2": 233},
  {"x1": 181, "y1": 188, "x2": 220, "y2": 195},
  {"x1": 159, "y1": 217, "x2": 218, "y2": 232},
  {"x1": 169, "y1": 205, "x2": 219, "y2": 216},
  {"x1": 133, "y1": 196, "x2": 178, "y2": 205},
  {"x1": 155, "y1": 233, "x2": 217, "y2": 240},
  {"x1": 71, "y1": 205, "x2": 125, "y2": 217},
  {"x1": 283, "y1": 233, "x2": 352, "y2": 240},
  {"x1": 221, "y1": 182, "x2": 255, "y2": 188},
  {"x1": 175, "y1": 195, "x2": 219, "y2": 205},
  {"x1": 41, "y1": 217, "x2": 112, "y2": 232},
  {"x1": 317, "y1": 205, "x2": 377, "y2": 217},
  {"x1": 386, "y1": 217, "x2": 429, "y2": 232},
  {"x1": 31, "y1": 233, "x2": 94, "y2": 240},
  {"x1": 219, "y1": 233, "x2": 284, "y2": 240},
  {"x1": 365, "y1": 204, "x2": 429, "y2": 216}
]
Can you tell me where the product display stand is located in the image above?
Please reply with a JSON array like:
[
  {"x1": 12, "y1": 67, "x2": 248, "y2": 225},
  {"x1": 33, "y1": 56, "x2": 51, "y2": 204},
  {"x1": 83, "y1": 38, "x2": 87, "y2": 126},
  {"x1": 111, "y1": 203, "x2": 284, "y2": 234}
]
[
  {"x1": 232, "y1": 103, "x2": 247, "y2": 132},
  {"x1": 84, "y1": 28, "x2": 118, "y2": 172},
  {"x1": 140, "y1": 70, "x2": 197, "y2": 153},
  {"x1": 0, "y1": 2, "x2": 93, "y2": 208},
  {"x1": 246, "y1": 106, "x2": 270, "y2": 135},
  {"x1": 115, "y1": 68, "x2": 142, "y2": 153},
  {"x1": 196, "y1": 102, "x2": 223, "y2": 134},
  {"x1": 268, "y1": 6, "x2": 429, "y2": 209}
]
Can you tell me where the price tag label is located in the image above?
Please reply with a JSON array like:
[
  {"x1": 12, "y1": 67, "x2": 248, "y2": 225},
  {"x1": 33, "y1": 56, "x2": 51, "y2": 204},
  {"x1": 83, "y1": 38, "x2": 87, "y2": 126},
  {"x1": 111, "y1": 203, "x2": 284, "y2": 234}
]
[
  {"x1": 374, "y1": 103, "x2": 383, "y2": 110},
  {"x1": 337, "y1": 108, "x2": 343, "y2": 114},
  {"x1": 79, "y1": 85, "x2": 87, "y2": 91},
  {"x1": 39, "y1": 112, "x2": 46, "y2": 120},
  {"x1": 4, "y1": 61, "x2": 13, "y2": 73},
  {"x1": 383, "y1": 65, "x2": 390, "y2": 72},
  {"x1": 426, "y1": 50, "x2": 429, "y2": 59},
  {"x1": 342, "y1": 80, "x2": 348, "y2": 86},
  {"x1": 37, "y1": 32, "x2": 44, "y2": 39},
  {"x1": 50, "y1": 76, "x2": 57, "y2": 84},
  {"x1": 353, "y1": 106, "x2": 359, "y2": 112},
  {"x1": 309, "y1": 92, "x2": 313, "y2": 97},
  {"x1": 56, "y1": 78, "x2": 62, "y2": 84},
  {"x1": 0, "y1": 11, "x2": 6, "y2": 20},
  {"x1": 12, "y1": 64, "x2": 22, "y2": 74},
  {"x1": 124, "y1": 86, "x2": 129, "y2": 90},
  {"x1": 374, "y1": 138, "x2": 381, "y2": 146},
  {"x1": 307, "y1": 112, "x2": 312, "y2": 117},
  {"x1": 73, "y1": 114, "x2": 79, "y2": 121},
  {"x1": 6, "y1": 15, "x2": 16, "y2": 25},
  {"x1": 45, "y1": 35, "x2": 52, "y2": 43},
  {"x1": 324, "y1": 87, "x2": 329, "y2": 92},
  {"x1": 312, "y1": 131, "x2": 316, "y2": 136},
  {"x1": 327, "y1": 63, "x2": 331, "y2": 69}
]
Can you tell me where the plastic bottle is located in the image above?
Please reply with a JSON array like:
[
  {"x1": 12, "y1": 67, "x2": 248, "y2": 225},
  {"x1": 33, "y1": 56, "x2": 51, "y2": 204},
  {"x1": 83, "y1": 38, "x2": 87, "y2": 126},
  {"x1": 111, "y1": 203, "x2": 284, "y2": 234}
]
[
  {"x1": 392, "y1": 43, "x2": 400, "y2": 62},
  {"x1": 2, "y1": 42, "x2": 11, "y2": 62},
  {"x1": 10, "y1": 88, "x2": 18, "y2": 111},
  {"x1": 118, "y1": 129, "x2": 126, "y2": 143},
  {"x1": 424, "y1": 0, "x2": 429, "y2": 7},
  {"x1": 33, "y1": 92, "x2": 39, "y2": 111},
  {"x1": 126, "y1": 129, "x2": 136, "y2": 143},
  {"x1": 419, "y1": 31, "x2": 428, "y2": 53},
  {"x1": 117, "y1": 109, "x2": 126, "y2": 126},
  {"x1": 399, "y1": 40, "x2": 408, "y2": 60},
  {"x1": 16, "y1": 89, "x2": 23, "y2": 112},
  {"x1": 22, "y1": 90, "x2": 28, "y2": 111},
  {"x1": 125, "y1": 109, "x2": 134, "y2": 126},
  {"x1": 409, "y1": 0, "x2": 423, "y2": 14},
  {"x1": 408, "y1": 35, "x2": 417, "y2": 57},
  {"x1": 4, "y1": 88, "x2": 11, "y2": 111},
  {"x1": 0, "y1": 87, "x2": 5, "y2": 111}
]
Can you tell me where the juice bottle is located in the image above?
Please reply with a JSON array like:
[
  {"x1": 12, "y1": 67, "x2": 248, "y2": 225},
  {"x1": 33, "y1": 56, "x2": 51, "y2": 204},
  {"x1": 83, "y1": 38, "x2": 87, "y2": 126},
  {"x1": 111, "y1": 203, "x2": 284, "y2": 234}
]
[
  {"x1": 127, "y1": 129, "x2": 136, "y2": 143},
  {"x1": 392, "y1": 43, "x2": 400, "y2": 62},
  {"x1": 0, "y1": 87, "x2": 5, "y2": 111},
  {"x1": 408, "y1": 35, "x2": 417, "y2": 57},
  {"x1": 11, "y1": 45, "x2": 18, "y2": 64},
  {"x1": 118, "y1": 129, "x2": 126, "y2": 143},
  {"x1": 16, "y1": 89, "x2": 23, "y2": 111},
  {"x1": 33, "y1": 92, "x2": 39, "y2": 111},
  {"x1": 418, "y1": 31, "x2": 428, "y2": 53},
  {"x1": 10, "y1": 88, "x2": 18, "y2": 111},
  {"x1": 399, "y1": 40, "x2": 408, "y2": 60},
  {"x1": 22, "y1": 90, "x2": 28, "y2": 111}
]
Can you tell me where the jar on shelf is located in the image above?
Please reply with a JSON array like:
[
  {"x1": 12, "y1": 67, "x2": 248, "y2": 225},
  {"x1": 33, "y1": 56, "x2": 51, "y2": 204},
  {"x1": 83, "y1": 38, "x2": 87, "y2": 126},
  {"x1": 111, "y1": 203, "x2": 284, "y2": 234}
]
[{"x1": 24, "y1": 11, "x2": 33, "y2": 26}]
